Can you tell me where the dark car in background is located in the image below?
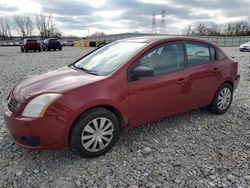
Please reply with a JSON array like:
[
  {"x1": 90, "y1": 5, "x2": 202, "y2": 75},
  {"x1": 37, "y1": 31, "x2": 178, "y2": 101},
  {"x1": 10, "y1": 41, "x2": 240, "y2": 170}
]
[
  {"x1": 20, "y1": 39, "x2": 41, "y2": 52},
  {"x1": 42, "y1": 38, "x2": 62, "y2": 51}
]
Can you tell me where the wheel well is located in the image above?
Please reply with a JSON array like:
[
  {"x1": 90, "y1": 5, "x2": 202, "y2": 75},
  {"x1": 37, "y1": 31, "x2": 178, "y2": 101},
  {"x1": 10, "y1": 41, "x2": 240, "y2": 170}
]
[
  {"x1": 69, "y1": 105, "x2": 124, "y2": 139},
  {"x1": 224, "y1": 80, "x2": 234, "y2": 90},
  {"x1": 95, "y1": 105, "x2": 124, "y2": 128}
]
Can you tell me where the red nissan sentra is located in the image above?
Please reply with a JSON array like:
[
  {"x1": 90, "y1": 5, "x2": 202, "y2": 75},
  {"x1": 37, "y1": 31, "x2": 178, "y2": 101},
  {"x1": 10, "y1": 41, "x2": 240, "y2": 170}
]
[{"x1": 3, "y1": 37, "x2": 240, "y2": 157}]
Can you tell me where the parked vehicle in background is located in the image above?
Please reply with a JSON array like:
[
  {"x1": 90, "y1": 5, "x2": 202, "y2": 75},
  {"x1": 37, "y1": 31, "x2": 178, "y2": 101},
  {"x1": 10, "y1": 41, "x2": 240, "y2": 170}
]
[
  {"x1": 239, "y1": 41, "x2": 250, "y2": 52},
  {"x1": 4, "y1": 36, "x2": 240, "y2": 158},
  {"x1": 62, "y1": 40, "x2": 74, "y2": 47},
  {"x1": 7, "y1": 42, "x2": 14, "y2": 46},
  {"x1": 20, "y1": 39, "x2": 41, "y2": 52},
  {"x1": 42, "y1": 38, "x2": 62, "y2": 51},
  {"x1": 14, "y1": 42, "x2": 21, "y2": 46}
]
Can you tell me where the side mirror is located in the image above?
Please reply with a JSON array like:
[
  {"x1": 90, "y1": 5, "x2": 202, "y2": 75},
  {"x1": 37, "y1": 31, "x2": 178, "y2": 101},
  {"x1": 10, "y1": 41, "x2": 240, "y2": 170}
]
[{"x1": 134, "y1": 66, "x2": 154, "y2": 78}]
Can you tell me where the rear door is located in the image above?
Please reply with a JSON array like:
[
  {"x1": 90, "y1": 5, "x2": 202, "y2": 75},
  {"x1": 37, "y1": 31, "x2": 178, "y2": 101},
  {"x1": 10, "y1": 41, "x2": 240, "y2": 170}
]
[
  {"x1": 184, "y1": 42, "x2": 222, "y2": 109},
  {"x1": 128, "y1": 42, "x2": 190, "y2": 126}
]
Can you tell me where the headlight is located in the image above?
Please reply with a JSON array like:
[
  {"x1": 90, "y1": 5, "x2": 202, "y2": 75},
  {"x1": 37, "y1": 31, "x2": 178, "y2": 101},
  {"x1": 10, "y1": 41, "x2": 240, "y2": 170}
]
[{"x1": 22, "y1": 93, "x2": 61, "y2": 118}]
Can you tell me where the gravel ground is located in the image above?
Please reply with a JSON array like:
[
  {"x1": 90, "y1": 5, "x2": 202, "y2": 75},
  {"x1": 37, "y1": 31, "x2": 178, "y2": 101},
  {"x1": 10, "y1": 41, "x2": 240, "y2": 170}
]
[{"x1": 0, "y1": 46, "x2": 249, "y2": 188}]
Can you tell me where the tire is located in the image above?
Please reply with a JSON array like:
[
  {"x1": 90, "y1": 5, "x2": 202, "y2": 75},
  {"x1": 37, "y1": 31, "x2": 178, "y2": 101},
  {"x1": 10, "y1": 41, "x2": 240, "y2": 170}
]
[
  {"x1": 53, "y1": 48, "x2": 56, "y2": 51},
  {"x1": 209, "y1": 83, "x2": 233, "y2": 114},
  {"x1": 47, "y1": 48, "x2": 50, "y2": 51},
  {"x1": 25, "y1": 48, "x2": 28, "y2": 53},
  {"x1": 59, "y1": 47, "x2": 62, "y2": 51},
  {"x1": 38, "y1": 48, "x2": 41, "y2": 52},
  {"x1": 42, "y1": 48, "x2": 45, "y2": 51},
  {"x1": 70, "y1": 107, "x2": 121, "y2": 158},
  {"x1": 34, "y1": 50, "x2": 37, "y2": 52},
  {"x1": 21, "y1": 48, "x2": 24, "y2": 52}
]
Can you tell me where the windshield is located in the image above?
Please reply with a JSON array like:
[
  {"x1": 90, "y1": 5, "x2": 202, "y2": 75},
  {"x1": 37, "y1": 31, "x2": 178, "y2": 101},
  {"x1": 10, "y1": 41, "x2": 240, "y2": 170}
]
[{"x1": 74, "y1": 42, "x2": 146, "y2": 75}]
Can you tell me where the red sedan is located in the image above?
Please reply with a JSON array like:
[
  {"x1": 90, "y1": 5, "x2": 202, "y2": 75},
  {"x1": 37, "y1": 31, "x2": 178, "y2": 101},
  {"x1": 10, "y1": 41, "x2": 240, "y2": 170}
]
[{"x1": 4, "y1": 36, "x2": 240, "y2": 157}]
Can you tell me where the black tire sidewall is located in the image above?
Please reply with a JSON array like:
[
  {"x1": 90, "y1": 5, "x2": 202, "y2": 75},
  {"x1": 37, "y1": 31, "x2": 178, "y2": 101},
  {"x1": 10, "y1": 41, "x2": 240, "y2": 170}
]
[
  {"x1": 70, "y1": 108, "x2": 120, "y2": 158},
  {"x1": 210, "y1": 83, "x2": 233, "y2": 114}
]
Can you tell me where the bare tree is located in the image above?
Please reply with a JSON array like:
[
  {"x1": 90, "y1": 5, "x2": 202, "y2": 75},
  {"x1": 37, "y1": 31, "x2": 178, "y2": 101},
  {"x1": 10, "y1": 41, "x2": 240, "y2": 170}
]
[
  {"x1": 13, "y1": 15, "x2": 33, "y2": 38},
  {"x1": 35, "y1": 14, "x2": 59, "y2": 39},
  {"x1": 0, "y1": 17, "x2": 12, "y2": 39},
  {"x1": 224, "y1": 21, "x2": 250, "y2": 36},
  {"x1": 194, "y1": 23, "x2": 207, "y2": 36},
  {"x1": 207, "y1": 23, "x2": 221, "y2": 36},
  {"x1": 184, "y1": 24, "x2": 192, "y2": 36}
]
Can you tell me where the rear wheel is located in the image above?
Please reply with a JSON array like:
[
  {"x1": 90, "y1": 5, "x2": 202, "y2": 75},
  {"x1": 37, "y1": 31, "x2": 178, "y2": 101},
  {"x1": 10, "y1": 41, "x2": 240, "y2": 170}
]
[
  {"x1": 70, "y1": 108, "x2": 120, "y2": 158},
  {"x1": 209, "y1": 83, "x2": 233, "y2": 114},
  {"x1": 25, "y1": 48, "x2": 28, "y2": 52},
  {"x1": 59, "y1": 47, "x2": 62, "y2": 51},
  {"x1": 21, "y1": 48, "x2": 24, "y2": 52}
]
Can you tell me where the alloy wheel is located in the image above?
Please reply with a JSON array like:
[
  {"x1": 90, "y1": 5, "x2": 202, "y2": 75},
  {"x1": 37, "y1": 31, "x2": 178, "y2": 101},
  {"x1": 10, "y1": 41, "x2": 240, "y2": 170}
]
[{"x1": 217, "y1": 87, "x2": 231, "y2": 111}]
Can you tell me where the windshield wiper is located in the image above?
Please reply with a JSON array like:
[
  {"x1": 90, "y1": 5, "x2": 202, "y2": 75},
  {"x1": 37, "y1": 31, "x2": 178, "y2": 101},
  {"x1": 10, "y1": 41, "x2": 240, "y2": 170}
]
[{"x1": 72, "y1": 65, "x2": 100, "y2": 76}]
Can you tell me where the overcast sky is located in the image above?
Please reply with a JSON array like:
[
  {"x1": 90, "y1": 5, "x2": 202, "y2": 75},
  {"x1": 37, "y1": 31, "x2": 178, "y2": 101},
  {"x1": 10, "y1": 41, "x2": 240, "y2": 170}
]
[{"x1": 0, "y1": 0, "x2": 249, "y2": 36}]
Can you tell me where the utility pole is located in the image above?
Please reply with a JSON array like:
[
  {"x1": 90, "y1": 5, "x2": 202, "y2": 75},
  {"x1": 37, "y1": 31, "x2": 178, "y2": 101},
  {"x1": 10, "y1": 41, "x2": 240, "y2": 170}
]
[
  {"x1": 160, "y1": 9, "x2": 166, "y2": 34},
  {"x1": 151, "y1": 12, "x2": 156, "y2": 34}
]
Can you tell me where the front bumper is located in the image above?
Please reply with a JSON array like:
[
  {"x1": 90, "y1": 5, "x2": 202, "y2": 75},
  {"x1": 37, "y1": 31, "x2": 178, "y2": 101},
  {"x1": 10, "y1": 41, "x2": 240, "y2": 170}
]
[{"x1": 3, "y1": 104, "x2": 69, "y2": 150}]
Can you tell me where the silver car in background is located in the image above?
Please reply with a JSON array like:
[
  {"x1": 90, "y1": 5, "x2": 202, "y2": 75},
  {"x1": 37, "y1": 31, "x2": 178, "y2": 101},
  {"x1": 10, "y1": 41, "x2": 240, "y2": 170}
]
[{"x1": 239, "y1": 41, "x2": 250, "y2": 52}]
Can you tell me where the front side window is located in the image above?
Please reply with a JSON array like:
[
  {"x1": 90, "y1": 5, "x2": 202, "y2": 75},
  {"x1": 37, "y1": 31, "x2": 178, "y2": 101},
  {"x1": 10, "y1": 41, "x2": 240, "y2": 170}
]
[
  {"x1": 138, "y1": 42, "x2": 185, "y2": 75},
  {"x1": 185, "y1": 43, "x2": 211, "y2": 66},
  {"x1": 74, "y1": 42, "x2": 146, "y2": 75}
]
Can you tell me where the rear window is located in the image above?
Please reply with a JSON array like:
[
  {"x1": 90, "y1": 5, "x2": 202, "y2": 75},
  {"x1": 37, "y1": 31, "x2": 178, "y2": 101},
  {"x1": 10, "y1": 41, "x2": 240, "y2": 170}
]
[
  {"x1": 49, "y1": 39, "x2": 59, "y2": 42},
  {"x1": 27, "y1": 40, "x2": 37, "y2": 43}
]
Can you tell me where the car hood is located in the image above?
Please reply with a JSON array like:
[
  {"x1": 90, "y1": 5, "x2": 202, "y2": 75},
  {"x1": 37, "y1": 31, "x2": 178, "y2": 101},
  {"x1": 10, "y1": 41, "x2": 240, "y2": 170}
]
[{"x1": 13, "y1": 66, "x2": 104, "y2": 103}]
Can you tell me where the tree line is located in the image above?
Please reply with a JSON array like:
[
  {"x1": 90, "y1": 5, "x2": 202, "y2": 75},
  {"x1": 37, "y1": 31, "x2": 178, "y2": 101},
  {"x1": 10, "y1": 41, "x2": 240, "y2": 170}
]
[
  {"x1": 184, "y1": 21, "x2": 250, "y2": 36},
  {"x1": 0, "y1": 14, "x2": 61, "y2": 40}
]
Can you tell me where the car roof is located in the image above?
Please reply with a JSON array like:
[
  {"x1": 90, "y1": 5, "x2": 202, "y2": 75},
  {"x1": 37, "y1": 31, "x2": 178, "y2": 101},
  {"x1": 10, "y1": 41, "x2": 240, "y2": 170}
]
[{"x1": 117, "y1": 36, "x2": 215, "y2": 46}]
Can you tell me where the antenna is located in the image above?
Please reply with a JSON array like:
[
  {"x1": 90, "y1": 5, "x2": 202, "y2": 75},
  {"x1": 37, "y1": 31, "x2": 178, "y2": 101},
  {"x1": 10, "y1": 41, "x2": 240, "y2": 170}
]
[
  {"x1": 151, "y1": 12, "x2": 156, "y2": 34},
  {"x1": 160, "y1": 9, "x2": 166, "y2": 34}
]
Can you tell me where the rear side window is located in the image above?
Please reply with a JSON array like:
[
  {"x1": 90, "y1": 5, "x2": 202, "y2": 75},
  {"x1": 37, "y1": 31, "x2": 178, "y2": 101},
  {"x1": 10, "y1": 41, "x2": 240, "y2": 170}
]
[{"x1": 185, "y1": 43, "x2": 211, "y2": 66}]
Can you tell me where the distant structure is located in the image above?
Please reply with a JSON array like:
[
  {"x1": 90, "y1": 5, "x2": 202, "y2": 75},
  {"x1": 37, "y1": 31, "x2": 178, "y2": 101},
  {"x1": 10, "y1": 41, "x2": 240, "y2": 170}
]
[
  {"x1": 151, "y1": 12, "x2": 156, "y2": 34},
  {"x1": 160, "y1": 9, "x2": 166, "y2": 34}
]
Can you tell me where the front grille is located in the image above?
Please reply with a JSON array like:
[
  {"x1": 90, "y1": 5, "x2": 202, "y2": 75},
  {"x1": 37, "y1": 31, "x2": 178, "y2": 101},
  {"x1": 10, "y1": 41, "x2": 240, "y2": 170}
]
[{"x1": 7, "y1": 97, "x2": 18, "y2": 112}]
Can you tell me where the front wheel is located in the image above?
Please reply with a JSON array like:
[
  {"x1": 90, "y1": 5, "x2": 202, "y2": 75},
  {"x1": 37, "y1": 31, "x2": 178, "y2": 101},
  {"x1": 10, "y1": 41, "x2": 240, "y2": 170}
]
[
  {"x1": 70, "y1": 108, "x2": 120, "y2": 158},
  {"x1": 209, "y1": 83, "x2": 233, "y2": 114}
]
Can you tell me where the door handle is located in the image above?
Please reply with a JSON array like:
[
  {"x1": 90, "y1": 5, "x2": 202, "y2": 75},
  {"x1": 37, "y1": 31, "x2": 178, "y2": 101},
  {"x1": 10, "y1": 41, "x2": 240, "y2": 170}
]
[
  {"x1": 213, "y1": 67, "x2": 219, "y2": 73},
  {"x1": 177, "y1": 78, "x2": 185, "y2": 84}
]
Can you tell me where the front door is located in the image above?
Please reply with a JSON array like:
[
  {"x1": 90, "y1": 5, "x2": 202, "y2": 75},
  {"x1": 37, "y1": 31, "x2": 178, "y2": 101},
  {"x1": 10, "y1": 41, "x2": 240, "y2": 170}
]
[{"x1": 128, "y1": 42, "x2": 190, "y2": 126}]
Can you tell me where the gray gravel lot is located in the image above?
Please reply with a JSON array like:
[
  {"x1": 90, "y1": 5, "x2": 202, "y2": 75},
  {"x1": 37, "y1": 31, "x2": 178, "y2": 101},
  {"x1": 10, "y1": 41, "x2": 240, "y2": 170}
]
[{"x1": 0, "y1": 46, "x2": 249, "y2": 188}]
